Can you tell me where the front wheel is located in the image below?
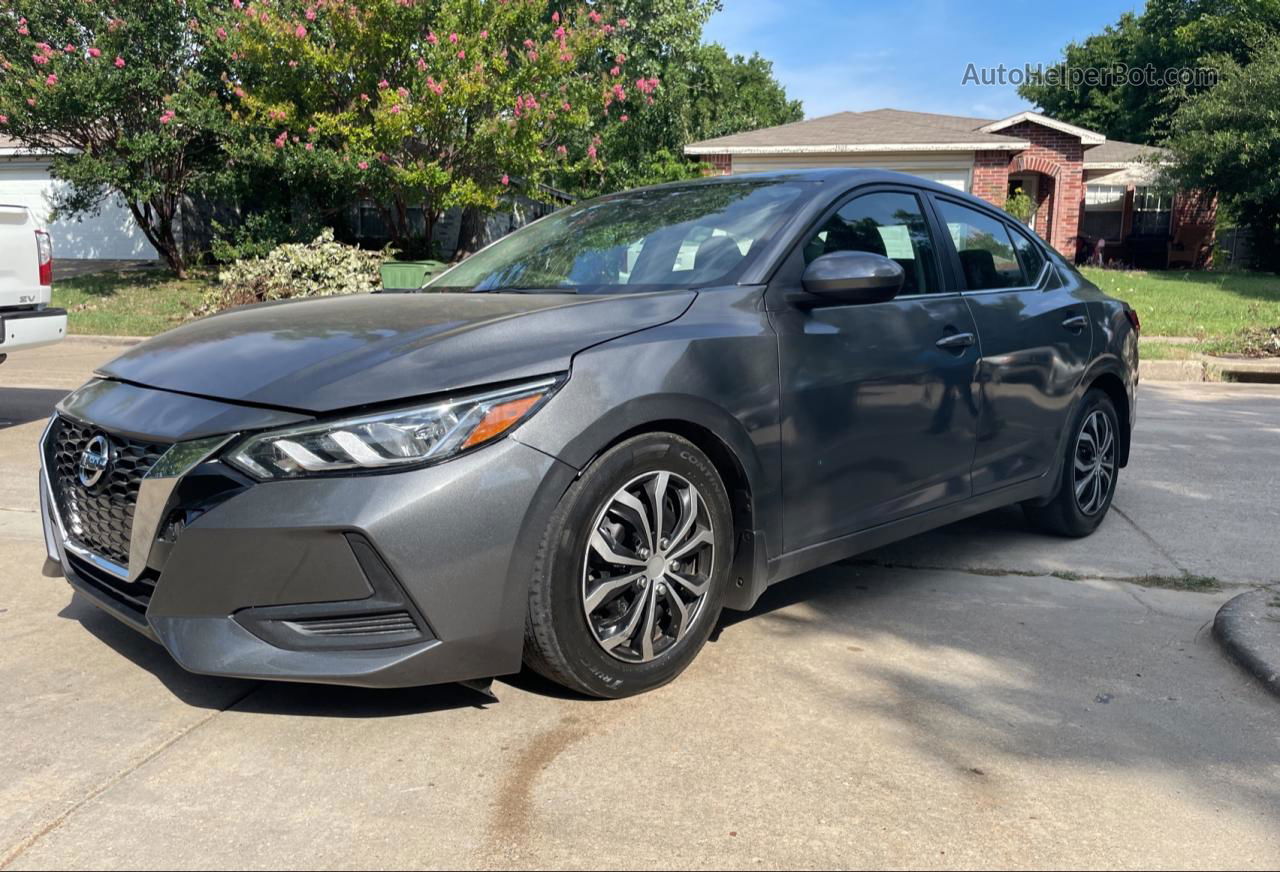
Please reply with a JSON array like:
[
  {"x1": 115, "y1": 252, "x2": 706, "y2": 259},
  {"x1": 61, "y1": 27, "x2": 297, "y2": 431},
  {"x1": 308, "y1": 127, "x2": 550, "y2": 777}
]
[
  {"x1": 523, "y1": 433, "x2": 733, "y2": 698},
  {"x1": 1024, "y1": 389, "x2": 1120, "y2": 537}
]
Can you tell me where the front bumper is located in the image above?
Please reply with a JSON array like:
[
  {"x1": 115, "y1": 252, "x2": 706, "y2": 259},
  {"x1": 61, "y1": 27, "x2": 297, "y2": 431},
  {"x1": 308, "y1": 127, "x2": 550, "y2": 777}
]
[
  {"x1": 2, "y1": 307, "x2": 67, "y2": 353},
  {"x1": 40, "y1": 381, "x2": 575, "y2": 688}
]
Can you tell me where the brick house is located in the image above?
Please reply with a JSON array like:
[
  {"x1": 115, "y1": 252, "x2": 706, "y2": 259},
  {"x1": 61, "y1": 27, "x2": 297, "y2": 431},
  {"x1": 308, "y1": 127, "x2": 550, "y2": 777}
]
[{"x1": 685, "y1": 109, "x2": 1215, "y2": 267}]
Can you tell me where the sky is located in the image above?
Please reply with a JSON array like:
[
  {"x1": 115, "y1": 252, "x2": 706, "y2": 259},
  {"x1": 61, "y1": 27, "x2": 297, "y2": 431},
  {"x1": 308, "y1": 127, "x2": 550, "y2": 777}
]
[{"x1": 703, "y1": 0, "x2": 1144, "y2": 121}]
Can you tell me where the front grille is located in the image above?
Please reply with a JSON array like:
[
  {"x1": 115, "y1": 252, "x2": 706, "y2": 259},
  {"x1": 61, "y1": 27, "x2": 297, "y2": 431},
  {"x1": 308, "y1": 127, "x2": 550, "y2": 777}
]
[
  {"x1": 47, "y1": 415, "x2": 169, "y2": 566},
  {"x1": 285, "y1": 612, "x2": 419, "y2": 638},
  {"x1": 65, "y1": 552, "x2": 159, "y2": 617}
]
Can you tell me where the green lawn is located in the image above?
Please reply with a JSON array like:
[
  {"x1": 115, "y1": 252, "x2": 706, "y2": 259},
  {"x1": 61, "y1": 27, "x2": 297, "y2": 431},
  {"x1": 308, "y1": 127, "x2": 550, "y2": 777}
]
[
  {"x1": 53, "y1": 267, "x2": 214, "y2": 336},
  {"x1": 1080, "y1": 267, "x2": 1280, "y2": 356}
]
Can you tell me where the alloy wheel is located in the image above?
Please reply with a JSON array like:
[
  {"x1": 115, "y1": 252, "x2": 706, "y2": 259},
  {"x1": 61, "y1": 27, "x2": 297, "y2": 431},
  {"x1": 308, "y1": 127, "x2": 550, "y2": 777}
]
[
  {"x1": 1073, "y1": 409, "x2": 1116, "y2": 515},
  {"x1": 581, "y1": 470, "x2": 716, "y2": 663}
]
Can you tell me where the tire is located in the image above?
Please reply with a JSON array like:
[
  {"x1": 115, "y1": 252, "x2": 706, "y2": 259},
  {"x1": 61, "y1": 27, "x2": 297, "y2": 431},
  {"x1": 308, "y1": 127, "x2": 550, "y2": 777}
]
[
  {"x1": 523, "y1": 433, "x2": 733, "y2": 698},
  {"x1": 1024, "y1": 388, "x2": 1120, "y2": 537}
]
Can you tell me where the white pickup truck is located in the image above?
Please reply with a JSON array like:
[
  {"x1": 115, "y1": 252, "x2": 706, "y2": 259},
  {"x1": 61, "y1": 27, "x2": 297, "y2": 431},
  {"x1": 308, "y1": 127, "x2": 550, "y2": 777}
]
[{"x1": 0, "y1": 203, "x2": 64, "y2": 363}]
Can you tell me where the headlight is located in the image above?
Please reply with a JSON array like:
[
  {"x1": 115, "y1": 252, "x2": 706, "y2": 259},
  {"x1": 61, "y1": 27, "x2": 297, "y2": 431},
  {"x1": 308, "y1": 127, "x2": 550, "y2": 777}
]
[{"x1": 225, "y1": 377, "x2": 560, "y2": 480}]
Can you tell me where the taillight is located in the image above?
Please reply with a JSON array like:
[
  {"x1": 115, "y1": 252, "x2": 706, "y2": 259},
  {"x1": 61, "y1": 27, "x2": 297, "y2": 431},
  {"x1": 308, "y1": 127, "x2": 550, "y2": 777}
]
[
  {"x1": 35, "y1": 229, "x2": 53, "y2": 286},
  {"x1": 1125, "y1": 307, "x2": 1140, "y2": 333}
]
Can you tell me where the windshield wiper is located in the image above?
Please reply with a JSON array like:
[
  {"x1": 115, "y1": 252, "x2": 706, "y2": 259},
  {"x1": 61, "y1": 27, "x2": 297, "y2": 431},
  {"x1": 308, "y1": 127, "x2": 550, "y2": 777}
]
[{"x1": 471, "y1": 286, "x2": 579, "y2": 294}]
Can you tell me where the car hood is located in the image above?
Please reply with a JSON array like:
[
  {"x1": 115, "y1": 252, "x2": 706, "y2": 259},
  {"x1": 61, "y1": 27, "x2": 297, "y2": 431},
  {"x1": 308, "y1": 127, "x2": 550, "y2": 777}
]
[{"x1": 97, "y1": 290, "x2": 696, "y2": 413}]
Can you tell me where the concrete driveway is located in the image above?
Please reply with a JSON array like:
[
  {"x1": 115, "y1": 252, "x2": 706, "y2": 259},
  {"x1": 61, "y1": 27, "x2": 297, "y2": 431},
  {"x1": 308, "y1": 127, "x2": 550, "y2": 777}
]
[{"x1": 2, "y1": 341, "x2": 1278, "y2": 869}]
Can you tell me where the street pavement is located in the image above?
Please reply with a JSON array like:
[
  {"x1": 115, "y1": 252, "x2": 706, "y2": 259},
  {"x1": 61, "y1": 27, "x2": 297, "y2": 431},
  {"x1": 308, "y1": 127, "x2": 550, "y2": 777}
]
[{"x1": 2, "y1": 340, "x2": 1278, "y2": 869}]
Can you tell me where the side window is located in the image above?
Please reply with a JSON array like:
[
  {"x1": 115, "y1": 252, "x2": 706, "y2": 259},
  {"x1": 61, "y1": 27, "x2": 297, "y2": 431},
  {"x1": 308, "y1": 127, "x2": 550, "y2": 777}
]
[
  {"x1": 935, "y1": 199, "x2": 1027, "y2": 290},
  {"x1": 802, "y1": 191, "x2": 940, "y2": 295},
  {"x1": 1011, "y1": 230, "x2": 1046, "y2": 284}
]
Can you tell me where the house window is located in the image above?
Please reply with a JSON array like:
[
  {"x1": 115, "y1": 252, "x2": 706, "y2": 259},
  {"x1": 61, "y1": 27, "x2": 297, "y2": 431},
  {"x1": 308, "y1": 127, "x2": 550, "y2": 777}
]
[
  {"x1": 1132, "y1": 186, "x2": 1173, "y2": 236},
  {"x1": 1082, "y1": 184, "x2": 1124, "y2": 241}
]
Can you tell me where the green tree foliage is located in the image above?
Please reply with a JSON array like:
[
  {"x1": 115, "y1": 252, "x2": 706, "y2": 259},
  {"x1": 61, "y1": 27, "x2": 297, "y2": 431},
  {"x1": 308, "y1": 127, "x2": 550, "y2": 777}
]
[
  {"x1": 556, "y1": 0, "x2": 803, "y2": 196},
  {"x1": 1018, "y1": 0, "x2": 1280, "y2": 144},
  {"x1": 0, "y1": 0, "x2": 230, "y2": 276},
  {"x1": 1161, "y1": 37, "x2": 1280, "y2": 271},
  {"x1": 219, "y1": 0, "x2": 628, "y2": 255}
]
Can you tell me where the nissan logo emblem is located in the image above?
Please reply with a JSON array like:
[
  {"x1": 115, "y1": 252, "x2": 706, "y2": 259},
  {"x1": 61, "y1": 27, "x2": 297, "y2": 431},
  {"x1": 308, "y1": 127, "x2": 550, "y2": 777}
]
[{"x1": 78, "y1": 434, "x2": 112, "y2": 488}]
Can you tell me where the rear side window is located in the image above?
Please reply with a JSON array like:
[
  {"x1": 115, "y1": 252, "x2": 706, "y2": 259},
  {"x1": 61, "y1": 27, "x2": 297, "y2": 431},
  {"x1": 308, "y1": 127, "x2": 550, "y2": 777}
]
[
  {"x1": 1011, "y1": 231, "x2": 1047, "y2": 284},
  {"x1": 935, "y1": 199, "x2": 1027, "y2": 290},
  {"x1": 802, "y1": 191, "x2": 940, "y2": 295}
]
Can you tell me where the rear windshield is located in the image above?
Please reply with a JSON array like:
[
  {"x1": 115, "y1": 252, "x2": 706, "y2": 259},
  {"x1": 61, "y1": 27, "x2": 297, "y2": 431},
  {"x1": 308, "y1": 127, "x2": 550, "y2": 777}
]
[{"x1": 425, "y1": 180, "x2": 810, "y2": 294}]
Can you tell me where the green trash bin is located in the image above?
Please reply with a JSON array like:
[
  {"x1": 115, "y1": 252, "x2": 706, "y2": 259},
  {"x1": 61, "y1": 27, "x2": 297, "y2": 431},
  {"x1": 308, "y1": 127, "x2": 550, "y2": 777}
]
[{"x1": 379, "y1": 260, "x2": 445, "y2": 291}]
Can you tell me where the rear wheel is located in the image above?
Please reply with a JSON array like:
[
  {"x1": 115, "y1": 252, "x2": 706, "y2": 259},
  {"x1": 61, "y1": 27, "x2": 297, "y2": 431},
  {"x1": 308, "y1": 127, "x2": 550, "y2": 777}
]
[
  {"x1": 523, "y1": 433, "x2": 732, "y2": 698},
  {"x1": 1024, "y1": 388, "x2": 1120, "y2": 537}
]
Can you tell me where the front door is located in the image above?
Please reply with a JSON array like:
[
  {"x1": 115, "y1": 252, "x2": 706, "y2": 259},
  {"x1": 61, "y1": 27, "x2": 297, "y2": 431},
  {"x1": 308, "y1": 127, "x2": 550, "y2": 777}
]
[
  {"x1": 768, "y1": 188, "x2": 982, "y2": 553},
  {"x1": 929, "y1": 195, "x2": 1094, "y2": 493}
]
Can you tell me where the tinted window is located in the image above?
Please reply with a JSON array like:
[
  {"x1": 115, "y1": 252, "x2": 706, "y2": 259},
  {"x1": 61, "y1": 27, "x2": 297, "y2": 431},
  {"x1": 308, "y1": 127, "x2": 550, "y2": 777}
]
[
  {"x1": 936, "y1": 199, "x2": 1027, "y2": 290},
  {"x1": 426, "y1": 181, "x2": 810, "y2": 294},
  {"x1": 1011, "y1": 230, "x2": 1047, "y2": 284},
  {"x1": 803, "y1": 191, "x2": 940, "y2": 295}
]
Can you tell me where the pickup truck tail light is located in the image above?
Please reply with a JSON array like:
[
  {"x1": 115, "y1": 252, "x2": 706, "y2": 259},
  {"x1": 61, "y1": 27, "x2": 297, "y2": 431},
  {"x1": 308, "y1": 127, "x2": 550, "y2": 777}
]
[
  {"x1": 35, "y1": 229, "x2": 53, "y2": 286},
  {"x1": 1124, "y1": 307, "x2": 1140, "y2": 334}
]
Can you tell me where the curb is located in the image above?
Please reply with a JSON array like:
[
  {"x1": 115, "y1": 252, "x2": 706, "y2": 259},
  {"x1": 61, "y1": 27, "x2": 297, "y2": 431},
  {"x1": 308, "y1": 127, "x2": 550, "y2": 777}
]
[
  {"x1": 63, "y1": 334, "x2": 146, "y2": 347},
  {"x1": 1213, "y1": 588, "x2": 1280, "y2": 699},
  {"x1": 1139, "y1": 358, "x2": 1280, "y2": 384}
]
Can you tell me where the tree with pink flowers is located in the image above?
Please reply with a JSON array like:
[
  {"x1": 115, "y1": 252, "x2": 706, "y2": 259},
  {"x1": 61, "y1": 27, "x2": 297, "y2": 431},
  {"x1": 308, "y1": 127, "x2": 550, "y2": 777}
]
[
  {"x1": 218, "y1": 0, "x2": 637, "y2": 256},
  {"x1": 0, "y1": 0, "x2": 231, "y2": 277}
]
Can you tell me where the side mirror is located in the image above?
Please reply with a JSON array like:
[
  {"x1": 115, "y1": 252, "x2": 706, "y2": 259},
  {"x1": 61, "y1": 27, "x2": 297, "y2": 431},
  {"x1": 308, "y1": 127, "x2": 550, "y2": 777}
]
[{"x1": 800, "y1": 251, "x2": 904, "y2": 305}]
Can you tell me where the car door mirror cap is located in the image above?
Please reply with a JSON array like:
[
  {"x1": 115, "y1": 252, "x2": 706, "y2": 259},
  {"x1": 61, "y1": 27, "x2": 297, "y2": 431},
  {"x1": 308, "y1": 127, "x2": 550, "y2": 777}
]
[{"x1": 799, "y1": 251, "x2": 905, "y2": 306}]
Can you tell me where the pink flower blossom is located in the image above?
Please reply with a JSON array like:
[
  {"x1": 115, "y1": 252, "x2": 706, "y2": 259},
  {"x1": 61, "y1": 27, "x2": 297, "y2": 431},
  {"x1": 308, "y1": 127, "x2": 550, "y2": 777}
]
[
  {"x1": 397, "y1": 86, "x2": 409, "y2": 98},
  {"x1": 527, "y1": 50, "x2": 538, "y2": 61},
  {"x1": 305, "y1": 7, "x2": 316, "y2": 19},
  {"x1": 501, "y1": 174, "x2": 509, "y2": 185},
  {"x1": 308, "y1": 126, "x2": 317, "y2": 134},
  {"x1": 32, "y1": 54, "x2": 48, "y2": 66},
  {"x1": 560, "y1": 52, "x2": 572, "y2": 62},
  {"x1": 377, "y1": 79, "x2": 389, "y2": 89},
  {"x1": 389, "y1": 104, "x2": 401, "y2": 114},
  {"x1": 448, "y1": 32, "x2": 458, "y2": 43},
  {"x1": 416, "y1": 57, "x2": 427, "y2": 71},
  {"x1": 427, "y1": 31, "x2": 438, "y2": 44},
  {"x1": 216, "y1": 27, "x2": 228, "y2": 39},
  {"x1": 27, "y1": 98, "x2": 36, "y2": 107},
  {"x1": 609, "y1": 66, "x2": 620, "y2": 76},
  {"x1": 295, "y1": 24, "x2": 307, "y2": 38},
  {"x1": 357, "y1": 160, "x2": 369, "y2": 169},
  {"x1": 159, "y1": 110, "x2": 175, "y2": 124},
  {"x1": 522, "y1": 39, "x2": 534, "y2": 49},
  {"x1": 0, "y1": 116, "x2": 7, "y2": 124},
  {"x1": 619, "y1": 114, "x2": 628, "y2": 122},
  {"x1": 456, "y1": 50, "x2": 465, "y2": 59},
  {"x1": 552, "y1": 11, "x2": 560, "y2": 23},
  {"x1": 234, "y1": 86, "x2": 246, "y2": 97},
  {"x1": 562, "y1": 101, "x2": 571, "y2": 111},
  {"x1": 556, "y1": 144, "x2": 567, "y2": 156},
  {"x1": 587, "y1": 145, "x2": 597, "y2": 159},
  {"x1": 233, "y1": 0, "x2": 242, "y2": 7},
  {"x1": 64, "y1": 44, "x2": 76, "y2": 53},
  {"x1": 114, "y1": 56, "x2": 126, "y2": 68},
  {"x1": 618, "y1": 18, "x2": 629, "y2": 27},
  {"x1": 480, "y1": 29, "x2": 488, "y2": 39},
  {"x1": 274, "y1": 130, "x2": 288, "y2": 147},
  {"x1": 554, "y1": 26, "x2": 565, "y2": 39},
  {"x1": 17, "y1": 26, "x2": 29, "y2": 36},
  {"x1": 588, "y1": 11, "x2": 601, "y2": 23},
  {"x1": 305, "y1": 142, "x2": 314, "y2": 151},
  {"x1": 426, "y1": 76, "x2": 444, "y2": 95}
]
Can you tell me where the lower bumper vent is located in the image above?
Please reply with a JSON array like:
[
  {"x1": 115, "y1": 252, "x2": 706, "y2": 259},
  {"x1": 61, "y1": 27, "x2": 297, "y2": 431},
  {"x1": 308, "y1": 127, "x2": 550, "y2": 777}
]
[{"x1": 285, "y1": 612, "x2": 418, "y2": 638}]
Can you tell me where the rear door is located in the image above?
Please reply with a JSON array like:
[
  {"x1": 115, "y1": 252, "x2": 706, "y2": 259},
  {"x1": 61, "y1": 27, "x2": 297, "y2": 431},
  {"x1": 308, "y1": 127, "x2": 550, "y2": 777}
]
[
  {"x1": 928, "y1": 195, "x2": 1093, "y2": 493},
  {"x1": 768, "y1": 186, "x2": 982, "y2": 552}
]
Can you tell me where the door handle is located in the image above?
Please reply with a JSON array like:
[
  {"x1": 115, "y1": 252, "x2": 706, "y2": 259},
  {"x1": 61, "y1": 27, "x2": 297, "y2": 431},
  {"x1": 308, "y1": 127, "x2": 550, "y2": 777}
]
[
  {"x1": 1062, "y1": 314, "x2": 1088, "y2": 332},
  {"x1": 935, "y1": 332, "x2": 976, "y2": 350}
]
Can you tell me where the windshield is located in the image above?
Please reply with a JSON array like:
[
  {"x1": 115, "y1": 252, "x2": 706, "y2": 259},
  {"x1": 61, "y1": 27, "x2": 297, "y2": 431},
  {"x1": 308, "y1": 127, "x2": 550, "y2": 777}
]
[{"x1": 425, "y1": 180, "x2": 811, "y2": 294}]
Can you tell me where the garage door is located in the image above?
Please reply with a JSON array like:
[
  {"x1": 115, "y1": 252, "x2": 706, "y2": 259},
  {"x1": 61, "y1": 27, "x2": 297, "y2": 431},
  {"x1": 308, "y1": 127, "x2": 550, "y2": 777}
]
[
  {"x1": 0, "y1": 162, "x2": 159, "y2": 260},
  {"x1": 728, "y1": 155, "x2": 972, "y2": 192}
]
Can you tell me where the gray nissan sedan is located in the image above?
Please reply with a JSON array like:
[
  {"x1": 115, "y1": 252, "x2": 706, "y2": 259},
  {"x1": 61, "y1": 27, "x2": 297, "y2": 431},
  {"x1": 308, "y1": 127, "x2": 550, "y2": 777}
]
[{"x1": 39, "y1": 169, "x2": 1139, "y2": 698}]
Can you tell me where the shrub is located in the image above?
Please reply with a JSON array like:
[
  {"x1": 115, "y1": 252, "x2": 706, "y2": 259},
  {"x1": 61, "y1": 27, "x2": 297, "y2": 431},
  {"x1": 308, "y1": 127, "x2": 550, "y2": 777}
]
[
  {"x1": 209, "y1": 210, "x2": 322, "y2": 264},
  {"x1": 201, "y1": 229, "x2": 383, "y2": 314}
]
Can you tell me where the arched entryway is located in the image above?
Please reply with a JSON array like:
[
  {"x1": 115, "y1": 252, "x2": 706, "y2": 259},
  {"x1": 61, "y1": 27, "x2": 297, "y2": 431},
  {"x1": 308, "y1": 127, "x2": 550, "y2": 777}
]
[{"x1": 1006, "y1": 155, "x2": 1062, "y2": 248}]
